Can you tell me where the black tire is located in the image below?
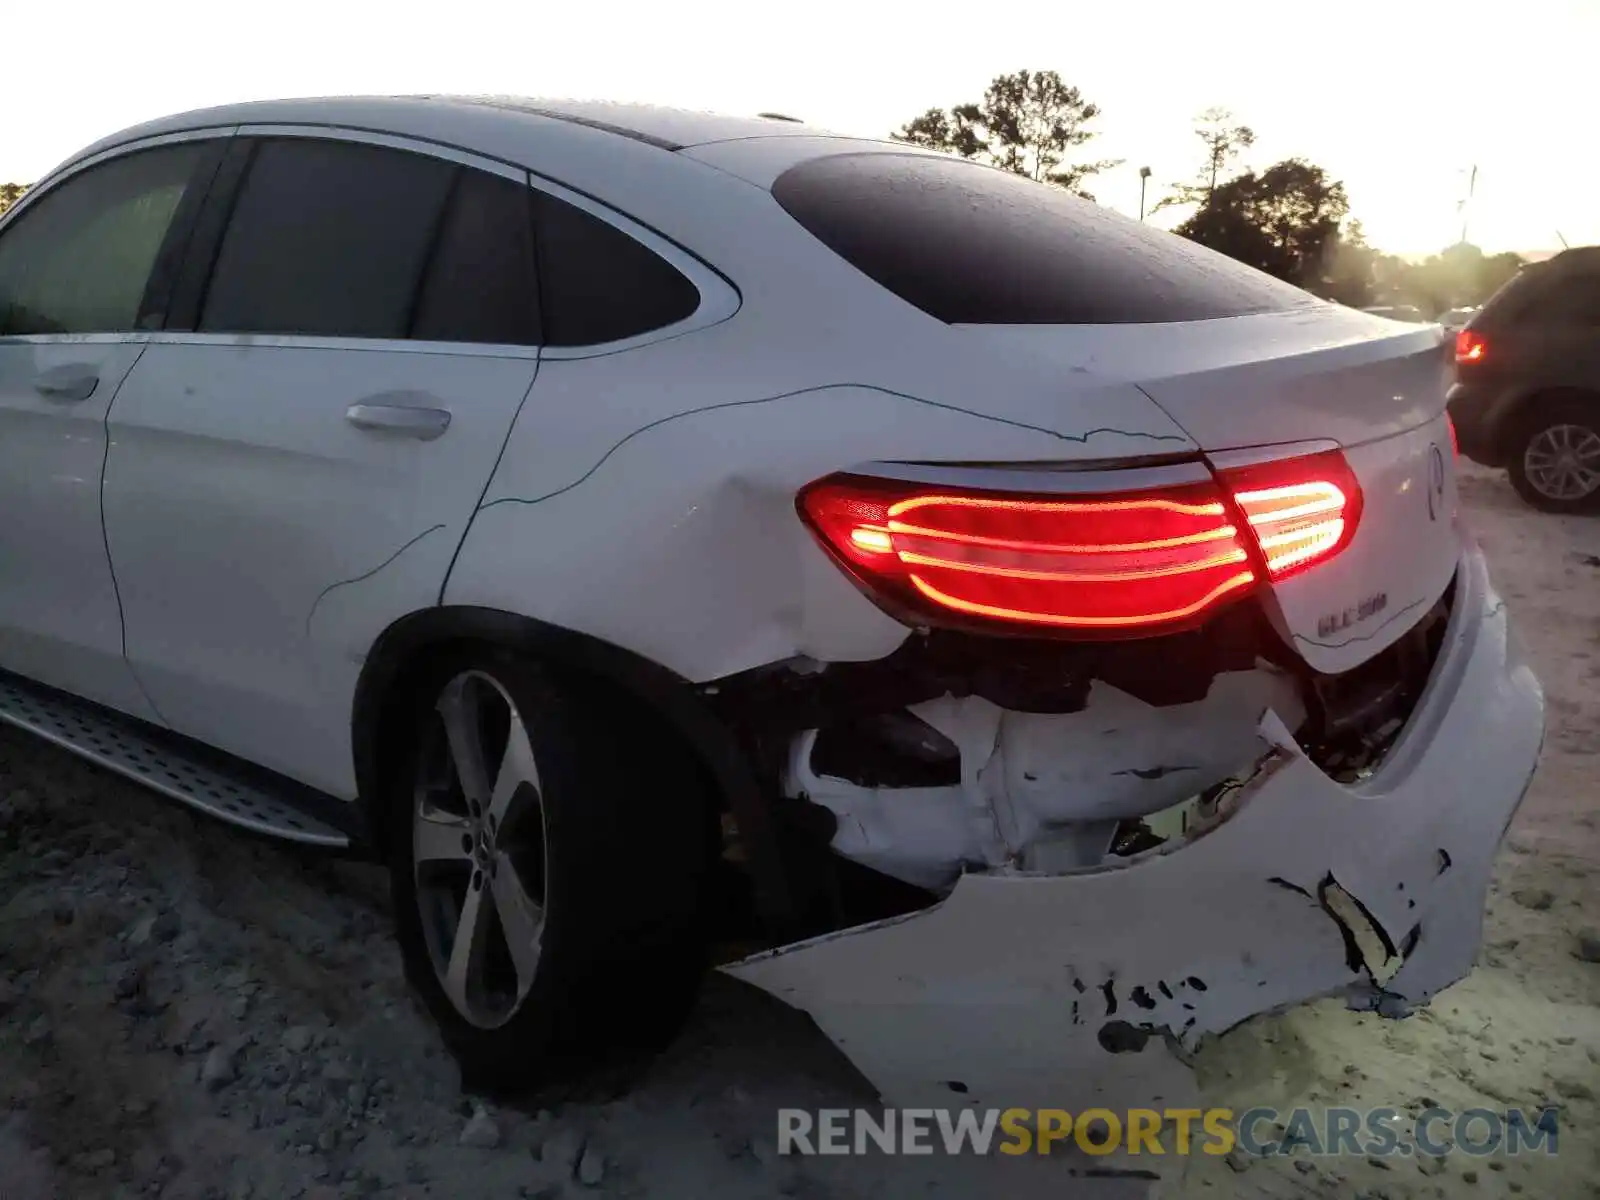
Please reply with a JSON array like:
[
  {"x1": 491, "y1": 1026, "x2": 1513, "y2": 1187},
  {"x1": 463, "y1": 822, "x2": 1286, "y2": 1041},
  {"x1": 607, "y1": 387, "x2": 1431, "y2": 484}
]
[
  {"x1": 1506, "y1": 394, "x2": 1600, "y2": 514},
  {"x1": 386, "y1": 645, "x2": 713, "y2": 1096}
]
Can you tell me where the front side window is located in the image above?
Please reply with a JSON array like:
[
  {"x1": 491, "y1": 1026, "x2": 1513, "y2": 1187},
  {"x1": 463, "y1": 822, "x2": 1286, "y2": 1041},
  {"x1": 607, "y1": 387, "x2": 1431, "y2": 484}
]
[{"x1": 0, "y1": 143, "x2": 204, "y2": 336}]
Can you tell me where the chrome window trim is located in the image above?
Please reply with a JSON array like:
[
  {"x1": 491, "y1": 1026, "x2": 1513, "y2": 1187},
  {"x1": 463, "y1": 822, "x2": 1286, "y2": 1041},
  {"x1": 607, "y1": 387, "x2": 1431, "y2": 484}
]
[
  {"x1": 0, "y1": 128, "x2": 239, "y2": 344},
  {"x1": 234, "y1": 124, "x2": 528, "y2": 185},
  {"x1": 0, "y1": 332, "x2": 152, "y2": 348},
  {"x1": 522, "y1": 170, "x2": 739, "y2": 360},
  {"x1": 0, "y1": 126, "x2": 240, "y2": 238},
  {"x1": 141, "y1": 331, "x2": 541, "y2": 361}
]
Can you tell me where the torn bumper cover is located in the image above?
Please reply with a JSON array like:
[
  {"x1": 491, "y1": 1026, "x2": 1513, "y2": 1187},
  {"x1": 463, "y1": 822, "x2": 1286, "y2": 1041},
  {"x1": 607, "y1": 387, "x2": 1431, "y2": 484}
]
[{"x1": 724, "y1": 546, "x2": 1543, "y2": 1109}]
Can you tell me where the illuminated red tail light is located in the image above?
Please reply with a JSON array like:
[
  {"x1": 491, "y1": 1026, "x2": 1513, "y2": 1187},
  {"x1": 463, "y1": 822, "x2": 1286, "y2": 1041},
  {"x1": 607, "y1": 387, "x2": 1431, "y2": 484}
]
[
  {"x1": 798, "y1": 453, "x2": 1361, "y2": 637},
  {"x1": 1215, "y1": 450, "x2": 1363, "y2": 583},
  {"x1": 1455, "y1": 329, "x2": 1486, "y2": 363}
]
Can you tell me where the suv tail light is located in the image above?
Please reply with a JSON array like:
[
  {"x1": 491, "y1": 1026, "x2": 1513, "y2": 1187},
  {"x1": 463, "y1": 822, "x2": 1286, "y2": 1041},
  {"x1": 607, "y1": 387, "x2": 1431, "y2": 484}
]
[
  {"x1": 798, "y1": 452, "x2": 1361, "y2": 637},
  {"x1": 1455, "y1": 329, "x2": 1487, "y2": 363}
]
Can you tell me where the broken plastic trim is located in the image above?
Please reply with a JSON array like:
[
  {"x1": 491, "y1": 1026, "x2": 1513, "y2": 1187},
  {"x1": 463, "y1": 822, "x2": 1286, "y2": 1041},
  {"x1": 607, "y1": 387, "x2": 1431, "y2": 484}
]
[{"x1": 705, "y1": 573, "x2": 1454, "y2": 944}]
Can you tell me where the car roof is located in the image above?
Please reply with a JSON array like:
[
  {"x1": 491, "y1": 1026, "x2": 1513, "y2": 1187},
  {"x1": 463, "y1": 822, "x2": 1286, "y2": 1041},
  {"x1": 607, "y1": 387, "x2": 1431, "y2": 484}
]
[
  {"x1": 67, "y1": 95, "x2": 838, "y2": 165},
  {"x1": 442, "y1": 97, "x2": 832, "y2": 150}
]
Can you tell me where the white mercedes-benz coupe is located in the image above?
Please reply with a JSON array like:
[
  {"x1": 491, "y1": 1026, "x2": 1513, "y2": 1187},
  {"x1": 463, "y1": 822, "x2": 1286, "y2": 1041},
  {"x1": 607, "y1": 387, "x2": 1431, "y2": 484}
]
[{"x1": 0, "y1": 96, "x2": 1543, "y2": 1106}]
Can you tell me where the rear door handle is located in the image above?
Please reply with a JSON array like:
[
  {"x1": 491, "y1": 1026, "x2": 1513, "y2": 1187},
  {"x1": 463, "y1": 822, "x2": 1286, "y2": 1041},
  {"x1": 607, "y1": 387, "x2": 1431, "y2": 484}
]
[
  {"x1": 345, "y1": 401, "x2": 452, "y2": 441},
  {"x1": 34, "y1": 365, "x2": 100, "y2": 404}
]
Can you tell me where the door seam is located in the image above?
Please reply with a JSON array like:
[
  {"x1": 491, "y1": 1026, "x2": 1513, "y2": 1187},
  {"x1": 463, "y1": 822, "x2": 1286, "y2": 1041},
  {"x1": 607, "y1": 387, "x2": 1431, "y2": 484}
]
[
  {"x1": 98, "y1": 340, "x2": 174, "y2": 728},
  {"x1": 433, "y1": 355, "x2": 543, "y2": 607}
]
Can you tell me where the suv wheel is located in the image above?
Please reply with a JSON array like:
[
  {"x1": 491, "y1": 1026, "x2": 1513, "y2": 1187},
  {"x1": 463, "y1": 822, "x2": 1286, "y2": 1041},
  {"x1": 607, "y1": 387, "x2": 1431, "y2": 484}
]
[
  {"x1": 387, "y1": 648, "x2": 712, "y2": 1094},
  {"x1": 1508, "y1": 396, "x2": 1600, "y2": 513}
]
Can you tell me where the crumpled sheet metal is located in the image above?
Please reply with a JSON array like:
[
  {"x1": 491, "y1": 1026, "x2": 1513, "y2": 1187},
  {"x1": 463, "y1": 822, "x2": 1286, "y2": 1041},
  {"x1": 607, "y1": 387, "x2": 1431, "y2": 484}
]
[{"x1": 725, "y1": 549, "x2": 1543, "y2": 1113}]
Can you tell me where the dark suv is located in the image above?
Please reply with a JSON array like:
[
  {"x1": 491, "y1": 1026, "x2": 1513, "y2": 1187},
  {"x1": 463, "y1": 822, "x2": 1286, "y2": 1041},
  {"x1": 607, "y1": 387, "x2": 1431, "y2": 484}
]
[{"x1": 1449, "y1": 246, "x2": 1600, "y2": 511}]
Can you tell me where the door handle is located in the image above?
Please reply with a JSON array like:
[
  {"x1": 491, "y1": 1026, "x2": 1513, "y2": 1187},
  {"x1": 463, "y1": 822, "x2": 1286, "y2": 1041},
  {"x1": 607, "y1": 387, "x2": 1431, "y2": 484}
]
[
  {"x1": 34, "y1": 365, "x2": 99, "y2": 404},
  {"x1": 345, "y1": 403, "x2": 452, "y2": 441}
]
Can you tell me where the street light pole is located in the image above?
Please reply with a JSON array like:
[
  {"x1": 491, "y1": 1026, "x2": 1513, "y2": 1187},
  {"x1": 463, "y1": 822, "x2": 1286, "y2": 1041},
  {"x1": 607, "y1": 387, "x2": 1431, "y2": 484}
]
[{"x1": 1138, "y1": 166, "x2": 1152, "y2": 221}]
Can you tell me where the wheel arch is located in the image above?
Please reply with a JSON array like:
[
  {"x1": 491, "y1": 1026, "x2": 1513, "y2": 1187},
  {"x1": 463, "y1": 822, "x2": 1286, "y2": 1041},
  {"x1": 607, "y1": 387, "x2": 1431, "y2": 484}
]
[
  {"x1": 1491, "y1": 384, "x2": 1600, "y2": 447},
  {"x1": 351, "y1": 605, "x2": 798, "y2": 935}
]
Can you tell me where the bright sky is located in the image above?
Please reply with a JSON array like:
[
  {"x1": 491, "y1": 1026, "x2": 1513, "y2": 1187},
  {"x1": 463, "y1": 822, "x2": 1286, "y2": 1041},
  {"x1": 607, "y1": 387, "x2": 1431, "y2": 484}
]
[{"x1": 6, "y1": 0, "x2": 1594, "y2": 257}]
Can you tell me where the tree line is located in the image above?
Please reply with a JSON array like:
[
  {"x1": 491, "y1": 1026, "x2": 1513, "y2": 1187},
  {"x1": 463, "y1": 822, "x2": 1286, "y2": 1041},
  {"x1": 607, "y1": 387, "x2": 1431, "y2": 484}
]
[
  {"x1": 895, "y1": 69, "x2": 1522, "y2": 312},
  {"x1": 0, "y1": 77, "x2": 1522, "y2": 313}
]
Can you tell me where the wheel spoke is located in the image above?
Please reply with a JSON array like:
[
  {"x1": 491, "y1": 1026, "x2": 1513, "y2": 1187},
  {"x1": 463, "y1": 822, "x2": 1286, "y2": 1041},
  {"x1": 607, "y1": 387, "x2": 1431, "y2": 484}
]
[
  {"x1": 415, "y1": 808, "x2": 472, "y2": 864},
  {"x1": 488, "y1": 719, "x2": 539, "y2": 830},
  {"x1": 437, "y1": 677, "x2": 492, "y2": 808},
  {"x1": 442, "y1": 877, "x2": 492, "y2": 1014},
  {"x1": 489, "y1": 865, "x2": 543, "y2": 997}
]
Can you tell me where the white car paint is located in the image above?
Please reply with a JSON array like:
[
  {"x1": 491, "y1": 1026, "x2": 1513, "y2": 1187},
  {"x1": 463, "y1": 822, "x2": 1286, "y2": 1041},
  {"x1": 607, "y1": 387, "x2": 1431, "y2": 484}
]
[
  {"x1": 0, "y1": 336, "x2": 162, "y2": 720},
  {"x1": 103, "y1": 337, "x2": 538, "y2": 796},
  {"x1": 731, "y1": 549, "x2": 1542, "y2": 1108},
  {"x1": 0, "y1": 96, "x2": 1545, "y2": 1107}
]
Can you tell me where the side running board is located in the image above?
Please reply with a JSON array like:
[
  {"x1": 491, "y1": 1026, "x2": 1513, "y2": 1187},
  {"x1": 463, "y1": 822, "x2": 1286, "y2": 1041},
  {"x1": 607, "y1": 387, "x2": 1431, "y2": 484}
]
[{"x1": 0, "y1": 671, "x2": 355, "y2": 850}]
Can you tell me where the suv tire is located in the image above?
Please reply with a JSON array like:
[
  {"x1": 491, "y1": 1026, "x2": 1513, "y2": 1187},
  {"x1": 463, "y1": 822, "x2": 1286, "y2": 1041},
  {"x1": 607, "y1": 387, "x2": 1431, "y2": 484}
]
[
  {"x1": 1507, "y1": 394, "x2": 1600, "y2": 514},
  {"x1": 386, "y1": 646, "x2": 713, "y2": 1095}
]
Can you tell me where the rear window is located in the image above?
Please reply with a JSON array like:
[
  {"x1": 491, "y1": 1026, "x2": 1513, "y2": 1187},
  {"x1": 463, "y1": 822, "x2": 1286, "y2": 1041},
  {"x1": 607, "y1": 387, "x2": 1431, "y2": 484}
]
[
  {"x1": 771, "y1": 153, "x2": 1320, "y2": 325},
  {"x1": 1477, "y1": 254, "x2": 1600, "y2": 329}
]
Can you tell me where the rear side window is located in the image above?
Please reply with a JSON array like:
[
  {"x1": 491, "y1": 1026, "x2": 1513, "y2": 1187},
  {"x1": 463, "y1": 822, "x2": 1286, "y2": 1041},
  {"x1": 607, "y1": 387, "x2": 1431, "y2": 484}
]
[
  {"x1": 412, "y1": 169, "x2": 539, "y2": 345},
  {"x1": 532, "y1": 191, "x2": 699, "y2": 346},
  {"x1": 1481, "y1": 258, "x2": 1600, "y2": 328},
  {"x1": 771, "y1": 153, "x2": 1319, "y2": 325},
  {"x1": 200, "y1": 139, "x2": 456, "y2": 338},
  {"x1": 0, "y1": 143, "x2": 204, "y2": 335}
]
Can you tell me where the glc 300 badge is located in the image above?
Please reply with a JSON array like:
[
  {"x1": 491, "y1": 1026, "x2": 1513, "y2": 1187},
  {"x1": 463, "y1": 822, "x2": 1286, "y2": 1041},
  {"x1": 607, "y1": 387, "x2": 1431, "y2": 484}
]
[{"x1": 1318, "y1": 592, "x2": 1389, "y2": 638}]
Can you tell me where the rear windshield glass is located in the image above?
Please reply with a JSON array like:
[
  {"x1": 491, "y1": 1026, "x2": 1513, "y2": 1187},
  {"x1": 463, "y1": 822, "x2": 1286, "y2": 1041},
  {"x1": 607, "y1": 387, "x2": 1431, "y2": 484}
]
[
  {"x1": 771, "y1": 153, "x2": 1320, "y2": 325},
  {"x1": 1476, "y1": 251, "x2": 1600, "y2": 328}
]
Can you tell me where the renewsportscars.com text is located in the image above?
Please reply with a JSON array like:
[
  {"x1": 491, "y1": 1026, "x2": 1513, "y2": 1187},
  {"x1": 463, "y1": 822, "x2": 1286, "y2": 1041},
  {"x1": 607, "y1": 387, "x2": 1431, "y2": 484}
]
[{"x1": 777, "y1": 1106, "x2": 1561, "y2": 1157}]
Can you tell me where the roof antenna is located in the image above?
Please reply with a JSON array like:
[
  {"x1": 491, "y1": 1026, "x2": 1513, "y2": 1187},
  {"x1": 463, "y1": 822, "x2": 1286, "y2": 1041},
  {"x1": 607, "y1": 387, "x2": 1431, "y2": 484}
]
[
  {"x1": 756, "y1": 112, "x2": 803, "y2": 123},
  {"x1": 1555, "y1": 229, "x2": 1570, "y2": 249}
]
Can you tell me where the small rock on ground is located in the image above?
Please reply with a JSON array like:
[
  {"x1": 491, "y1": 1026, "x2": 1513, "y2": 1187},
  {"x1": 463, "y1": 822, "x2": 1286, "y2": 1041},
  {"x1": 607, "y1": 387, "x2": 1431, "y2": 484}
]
[
  {"x1": 1511, "y1": 888, "x2": 1554, "y2": 911},
  {"x1": 458, "y1": 1108, "x2": 501, "y2": 1150},
  {"x1": 542, "y1": 1126, "x2": 586, "y2": 1175},
  {"x1": 202, "y1": 1045, "x2": 238, "y2": 1091},
  {"x1": 578, "y1": 1145, "x2": 605, "y2": 1187}
]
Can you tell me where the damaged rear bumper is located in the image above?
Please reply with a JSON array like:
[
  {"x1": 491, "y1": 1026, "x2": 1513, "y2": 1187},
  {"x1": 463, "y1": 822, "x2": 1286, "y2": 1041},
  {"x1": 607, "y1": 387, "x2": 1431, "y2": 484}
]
[{"x1": 723, "y1": 545, "x2": 1543, "y2": 1108}]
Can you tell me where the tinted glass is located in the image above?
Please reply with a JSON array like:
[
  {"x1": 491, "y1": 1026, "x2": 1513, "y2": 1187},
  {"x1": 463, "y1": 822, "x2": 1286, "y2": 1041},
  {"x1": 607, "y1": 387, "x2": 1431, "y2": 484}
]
[
  {"x1": 533, "y1": 191, "x2": 699, "y2": 346},
  {"x1": 200, "y1": 139, "x2": 456, "y2": 338},
  {"x1": 0, "y1": 144, "x2": 202, "y2": 335},
  {"x1": 412, "y1": 169, "x2": 539, "y2": 345},
  {"x1": 1479, "y1": 254, "x2": 1600, "y2": 329},
  {"x1": 771, "y1": 153, "x2": 1320, "y2": 324},
  {"x1": 1519, "y1": 271, "x2": 1600, "y2": 326}
]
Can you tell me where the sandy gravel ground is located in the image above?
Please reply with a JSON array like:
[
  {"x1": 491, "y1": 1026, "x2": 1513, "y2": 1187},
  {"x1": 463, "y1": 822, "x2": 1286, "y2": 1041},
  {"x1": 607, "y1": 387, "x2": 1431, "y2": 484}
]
[{"x1": 0, "y1": 463, "x2": 1595, "y2": 1200}]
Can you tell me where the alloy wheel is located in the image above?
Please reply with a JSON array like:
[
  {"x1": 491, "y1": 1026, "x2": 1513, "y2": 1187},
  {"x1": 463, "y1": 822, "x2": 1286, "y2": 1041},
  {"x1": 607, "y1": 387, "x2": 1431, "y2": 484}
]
[
  {"x1": 413, "y1": 670, "x2": 548, "y2": 1029},
  {"x1": 1523, "y1": 423, "x2": 1600, "y2": 502}
]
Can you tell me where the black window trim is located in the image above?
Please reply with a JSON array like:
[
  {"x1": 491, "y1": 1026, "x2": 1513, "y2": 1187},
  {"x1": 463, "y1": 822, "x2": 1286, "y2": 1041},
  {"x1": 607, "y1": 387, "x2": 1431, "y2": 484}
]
[
  {"x1": 142, "y1": 123, "x2": 739, "y2": 357},
  {"x1": 0, "y1": 128, "x2": 239, "y2": 344}
]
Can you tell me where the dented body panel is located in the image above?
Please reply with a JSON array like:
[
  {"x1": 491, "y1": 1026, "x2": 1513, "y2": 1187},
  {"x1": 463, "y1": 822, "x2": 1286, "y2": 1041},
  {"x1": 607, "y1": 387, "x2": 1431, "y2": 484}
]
[
  {"x1": 789, "y1": 669, "x2": 1307, "y2": 889},
  {"x1": 727, "y1": 547, "x2": 1542, "y2": 1109}
]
